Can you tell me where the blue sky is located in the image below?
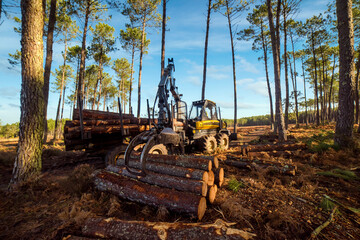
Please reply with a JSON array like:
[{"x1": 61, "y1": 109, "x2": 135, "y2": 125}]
[{"x1": 0, "y1": 0, "x2": 328, "y2": 124}]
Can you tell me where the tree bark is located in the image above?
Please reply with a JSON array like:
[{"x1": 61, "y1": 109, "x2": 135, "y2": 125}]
[
  {"x1": 94, "y1": 170, "x2": 207, "y2": 220},
  {"x1": 77, "y1": 2, "x2": 90, "y2": 116},
  {"x1": 328, "y1": 54, "x2": 336, "y2": 121},
  {"x1": 82, "y1": 217, "x2": 255, "y2": 240},
  {"x1": 130, "y1": 152, "x2": 213, "y2": 171},
  {"x1": 43, "y1": 0, "x2": 57, "y2": 143},
  {"x1": 224, "y1": 158, "x2": 296, "y2": 176},
  {"x1": 283, "y1": 11, "x2": 289, "y2": 130},
  {"x1": 54, "y1": 32, "x2": 68, "y2": 140},
  {"x1": 160, "y1": 0, "x2": 166, "y2": 77},
  {"x1": 301, "y1": 57, "x2": 308, "y2": 125},
  {"x1": 290, "y1": 33, "x2": 299, "y2": 126},
  {"x1": 225, "y1": 0, "x2": 237, "y2": 134},
  {"x1": 10, "y1": 0, "x2": 45, "y2": 186},
  {"x1": 129, "y1": 45, "x2": 135, "y2": 114},
  {"x1": 137, "y1": 17, "x2": 146, "y2": 118},
  {"x1": 115, "y1": 157, "x2": 209, "y2": 182},
  {"x1": 106, "y1": 165, "x2": 208, "y2": 196},
  {"x1": 311, "y1": 31, "x2": 320, "y2": 125},
  {"x1": 266, "y1": 0, "x2": 287, "y2": 141},
  {"x1": 202, "y1": 0, "x2": 212, "y2": 101},
  {"x1": 260, "y1": 18, "x2": 274, "y2": 131},
  {"x1": 335, "y1": 0, "x2": 355, "y2": 147},
  {"x1": 355, "y1": 48, "x2": 360, "y2": 125}
]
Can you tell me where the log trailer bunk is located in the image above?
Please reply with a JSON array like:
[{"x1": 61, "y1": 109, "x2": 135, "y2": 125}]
[{"x1": 103, "y1": 58, "x2": 230, "y2": 176}]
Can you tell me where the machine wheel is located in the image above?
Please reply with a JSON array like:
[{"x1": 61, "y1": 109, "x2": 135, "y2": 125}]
[
  {"x1": 105, "y1": 144, "x2": 127, "y2": 166},
  {"x1": 149, "y1": 144, "x2": 168, "y2": 155},
  {"x1": 199, "y1": 135, "x2": 217, "y2": 153},
  {"x1": 216, "y1": 133, "x2": 229, "y2": 150}
]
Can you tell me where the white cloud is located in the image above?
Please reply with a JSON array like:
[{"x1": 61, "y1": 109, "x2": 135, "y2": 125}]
[
  {"x1": 236, "y1": 56, "x2": 260, "y2": 74},
  {"x1": 237, "y1": 78, "x2": 254, "y2": 85}
]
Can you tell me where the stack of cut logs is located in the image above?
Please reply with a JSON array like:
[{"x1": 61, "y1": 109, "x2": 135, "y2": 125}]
[
  {"x1": 93, "y1": 153, "x2": 224, "y2": 220},
  {"x1": 64, "y1": 109, "x2": 152, "y2": 151},
  {"x1": 222, "y1": 143, "x2": 304, "y2": 176}
]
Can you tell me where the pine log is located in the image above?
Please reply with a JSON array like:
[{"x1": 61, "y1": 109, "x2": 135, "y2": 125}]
[
  {"x1": 224, "y1": 158, "x2": 296, "y2": 176},
  {"x1": 106, "y1": 165, "x2": 208, "y2": 196},
  {"x1": 247, "y1": 150, "x2": 303, "y2": 158},
  {"x1": 64, "y1": 124, "x2": 144, "y2": 139},
  {"x1": 116, "y1": 158, "x2": 209, "y2": 182},
  {"x1": 73, "y1": 108, "x2": 133, "y2": 120},
  {"x1": 207, "y1": 170, "x2": 215, "y2": 186},
  {"x1": 131, "y1": 152, "x2": 212, "y2": 171},
  {"x1": 247, "y1": 143, "x2": 307, "y2": 152},
  {"x1": 214, "y1": 168, "x2": 224, "y2": 187},
  {"x1": 208, "y1": 185, "x2": 218, "y2": 204},
  {"x1": 64, "y1": 119, "x2": 132, "y2": 128},
  {"x1": 82, "y1": 217, "x2": 256, "y2": 240},
  {"x1": 94, "y1": 170, "x2": 207, "y2": 220}
]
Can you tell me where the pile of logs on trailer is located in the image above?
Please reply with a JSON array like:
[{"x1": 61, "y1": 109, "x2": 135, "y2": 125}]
[
  {"x1": 64, "y1": 109, "x2": 151, "y2": 152},
  {"x1": 93, "y1": 153, "x2": 224, "y2": 220}
]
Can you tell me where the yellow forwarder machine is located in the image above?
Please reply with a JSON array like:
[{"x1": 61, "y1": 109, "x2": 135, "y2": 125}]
[{"x1": 108, "y1": 59, "x2": 230, "y2": 176}]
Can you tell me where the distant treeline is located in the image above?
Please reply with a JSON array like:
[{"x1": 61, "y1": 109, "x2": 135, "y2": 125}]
[
  {"x1": 224, "y1": 109, "x2": 335, "y2": 127},
  {"x1": 0, "y1": 119, "x2": 69, "y2": 139}
]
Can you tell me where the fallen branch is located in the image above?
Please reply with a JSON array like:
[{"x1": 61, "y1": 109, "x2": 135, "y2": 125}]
[
  {"x1": 82, "y1": 217, "x2": 257, "y2": 240},
  {"x1": 310, "y1": 206, "x2": 337, "y2": 239}
]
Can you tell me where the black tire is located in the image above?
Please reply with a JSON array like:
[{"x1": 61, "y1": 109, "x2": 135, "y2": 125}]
[
  {"x1": 149, "y1": 144, "x2": 168, "y2": 155},
  {"x1": 105, "y1": 144, "x2": 128, "y2": 166},
  {"x1": 199, "y1": 135, "x2": 217, "y2": 153},
  {"x1": 216, "y1": 133, "x2": 229, "y2": 150}
]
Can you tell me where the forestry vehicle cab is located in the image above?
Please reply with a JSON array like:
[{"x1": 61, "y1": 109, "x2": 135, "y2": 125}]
[{"x1": 118, "y1": 58, "x2": 230, "y2": 176}]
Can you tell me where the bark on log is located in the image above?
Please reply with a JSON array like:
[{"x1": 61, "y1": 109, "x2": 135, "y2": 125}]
[
  {"x1": 214, "y1": 168, "x2": 224, "y2": 187},
  {"x1": 65, "y1": 124, "x2": 141, "y2": 136},
  {"x1": 106, "y1": 165, "x2": 208, "y2": 196},
  {"x1": 82, "y1": 217, "x2": 256, "y2": 240},
  {"x1": 131, "y1": 152, "x2": 212, "y2": 171},
  {"x1": 115, "y1": 158, "x2": 209, "y2": 182},
  {"x1": 246, "y1": 149, "x2": 306, "y2": 159},
  {"x1": 94, "y1": 170, "x2": 207, "y2": 220},
  {"x1": 73, "y1": 108, "x2": 133, "y2": 120},
  {"x1": 224, "y1": 158, "x2": 296, "y2": 176},
  {"x1": 65, "y1": 119, "x2": 132, "y2": 128},
  {"x1": 247, "y1": 143, "x2": 307, "y2": 152}
]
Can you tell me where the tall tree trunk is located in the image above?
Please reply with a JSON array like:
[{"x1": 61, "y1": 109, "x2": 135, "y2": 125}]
[
  {"x1": 43, "y1": 0, "x2": 57, "y2": 143},
  {"x1": 202, "y1": 0, "x2": 212, "y2": 101},
  {"x1": 225, "y1": 0, "x2": 237, "y2": 135},
  {"x1": 311, "y1": 31, "x2": 320, "y2": 125},
  {"x1": 355, "y1": 49, "x2": 360, "y2": 125},
  {"x1": 290, "y1": 33, "x2": 299, "y2": 126},
  {"x1": 97, "y1": 62, "x2": 103, "y2": 110},
  {"x1": 318, "y1": 62, "x2": 324, "y2": 123},
  {"x1": 0, "y1": 0, "x2": 2, "y2": 22},
  {"x1": 301, "y1": 57, "x2": 308, "y2": 125},
  {"x1": 328, "y1": 55, "x2": 336, "y2": 121},
  {"x1": 320, "y1": 45, "x2": 328, "y2": 122},
  {"x1": 266, "y1": 0, "x2": 287, "y2": 141},
  {"x1": 58, "y1": 86, "x2": 66, "y2": 138},
  {"x1": 137, "y1": 17, "x2": 146, "y2": 118},
  {"x1": 77, "y1": 2, "x2": 90, "y2": 113},
  {"x1": 260, "y1": 19, "x2": 274, "y2": 130},
  {"x1": 160, "y1": 0, "x2": 166, "y2": 76},
  {"x1": 335, "y1": 0, "x2": 355, "y2": 147},
  {"x1": 54, "y1": 36, "x2": 68, "y2": 140},
  {"x1": 129, "y1": 45, "x2": 135, "y2": 114},
  {"x1": 283, "y1": 10, "x2": 289, "y2": 129},
  {"x1": 11, "y1": 0, "x2": 44, "y2": 186}
]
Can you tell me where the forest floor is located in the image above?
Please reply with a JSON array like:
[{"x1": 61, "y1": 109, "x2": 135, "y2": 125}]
[{"x1": 0, "y1": 124, "x2": 359, "y2": 239}]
